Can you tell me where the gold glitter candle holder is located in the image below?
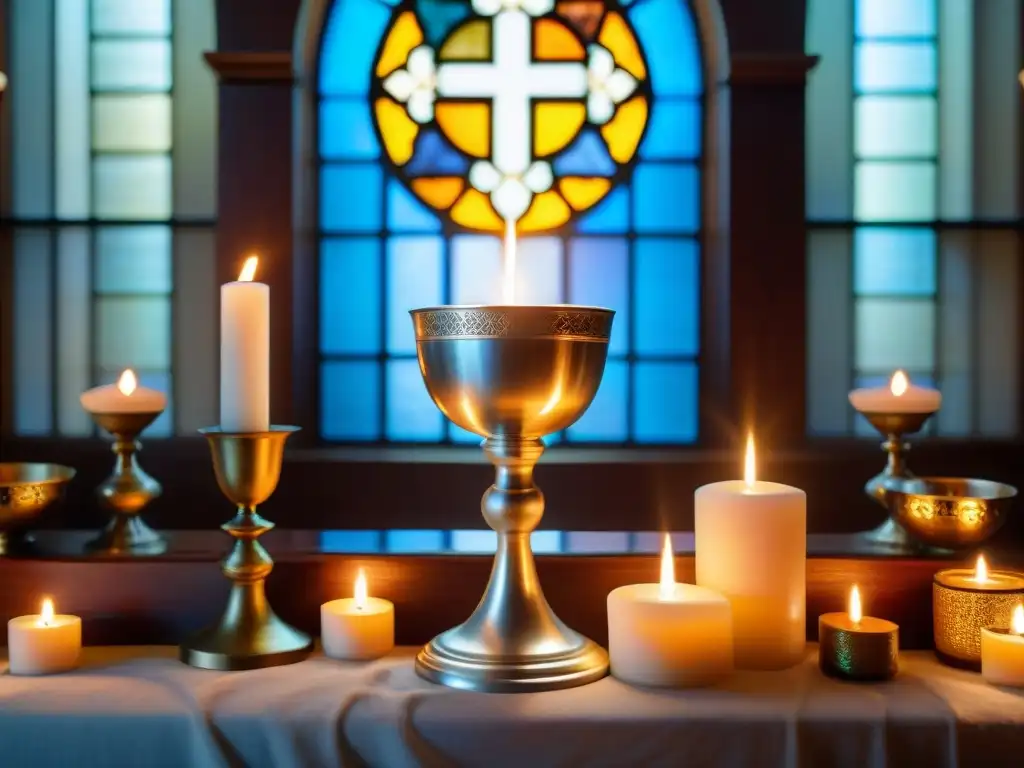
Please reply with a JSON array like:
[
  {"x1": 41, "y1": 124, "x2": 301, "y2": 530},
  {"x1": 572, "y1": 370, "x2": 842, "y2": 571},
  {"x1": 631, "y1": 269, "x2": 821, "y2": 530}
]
[{"x1": 933, "y1": 568, "x2": 1024, "y2": 669}]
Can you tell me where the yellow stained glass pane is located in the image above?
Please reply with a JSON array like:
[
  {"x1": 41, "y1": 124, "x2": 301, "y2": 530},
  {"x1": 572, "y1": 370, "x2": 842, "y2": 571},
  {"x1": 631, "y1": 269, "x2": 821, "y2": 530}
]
[
  {"x1": 559, "y1": 177, "x2": 611, "y2": 211},
  {"x1": 375, "y1": 11, "x2": 423, "y2": 78},
  {"x1": 534, "y1": 102, "x2": 586, "y2": 157},
  {"x1": 556, "y1": 0, "x2": 605, "y2": 41},
  {"x1": 535, "y1": 18, "x2": 585, "y2": 61},
  {"x1": 412, "y1": 177, "x2": 465, "y2": 210},
  {"x1": 375, "y1": 98, "x2": 418, "y2": 165},
  {"x1": 598, "y1": 12, "x2": 646, "y2": 79},
  {"x1": 519, "y1": 191, "x2": 572, "y2": 233},
  {"x1": 436, "y1": 102, "x2": 490, "y2": 158},
  {"x1": 451, "y1": 188, "x2": 504, "y2": 232},
  {"x1": 439, "y1": 19, "x2": 490, "y2": 61},
  {"x1": 601, "y1": 95, "x2": 647, "y2": 163}
]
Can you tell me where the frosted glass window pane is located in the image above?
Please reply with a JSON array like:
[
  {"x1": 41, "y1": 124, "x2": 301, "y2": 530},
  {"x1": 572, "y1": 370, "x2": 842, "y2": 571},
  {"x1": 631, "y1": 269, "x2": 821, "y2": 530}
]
[
  {"x1": 96, "y1": 297, "x2": 171, "y2": 370},
  {"x1": 856, "y1": 0, "x2": 936, "y2": 38},
  {"x1": 93, "y1": 95, "x2": 172, "y2": 152},
  {"x1": 451, "y1": 236, "x2": 501, "y2": 304},
  {"x1": 94, "y1": 156, "x2": 172, "y2": 219},
  {"x1": 855, "y1": 43, "x2": 936, "y2": 92},
  {"x1": 515, "y1": 239, "x2": 563, "y2": 305},
  {"x1": 14, "y1": 231, "x2": 53, "y2": 435},
  {"x1": 57, "y1": 229, "x2": 93, "y2": 437},
  {"x1": 855, "y1": 298, "x2": 935, "y2": 371},
  {"x1": 11, "y1": 0, "x2": 53, "y2": 217},
  {"x1": 92, "y1": 40, "x2": 172, "y2": 90},
  {"x1": 855, "y1": 97, "x2": 936, "y2": 158},
  {"x1": 854, "y1": 228, "x2": 936, "y2": 295},
  {"x1": 96, "y1": 227, "x2": 172, "y2": 293},
  {"x1": 854, "y1": 162, "x2": 936, "y2": 221},
  {"x1": 55, "y1": 0, "x2": 90, "y2": 220},
  {"x1": 92, "y1": 0, "x2": 171, "y2": 35}
]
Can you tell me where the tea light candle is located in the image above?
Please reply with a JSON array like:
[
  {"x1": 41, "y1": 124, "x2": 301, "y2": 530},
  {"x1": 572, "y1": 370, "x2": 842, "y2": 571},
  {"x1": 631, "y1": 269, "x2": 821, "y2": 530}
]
[
  {"x1": 819, "y1": 585, "x2": 898, "y2": 681},
  {"x1": 848, "y1": 370, "x2": 941, "y2": 414},
  {"x1": 321, "y1": 569, "x2": 394, "y2": 660},
  {"x1": 80, "y1": 369, "x2": 166, "y2": 414},
  {"x1": 934, "y1": 555, "x2": 1024, "y2": 668},
  {"x1": 7, "y1": 598, "x2": 82, "y2": 675},
  {"x1": 982, "y1": 604, "x2": 1024, "y2": 687},
  {"x1": 221, "y1": 255, "x2": 270, "y2": 433},
  {"x1": 695, "y1": 435, "x2": 806, "y2": 670},
  {"x1": 608, "y1": 535, "x2": 733, "y2": 688}
]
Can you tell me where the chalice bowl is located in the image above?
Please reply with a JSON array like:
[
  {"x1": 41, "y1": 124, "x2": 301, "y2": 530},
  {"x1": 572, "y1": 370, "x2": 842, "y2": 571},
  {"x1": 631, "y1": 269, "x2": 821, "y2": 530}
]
[{"x1": 411, "y1": 304, "x2": 614, "y2": 692}]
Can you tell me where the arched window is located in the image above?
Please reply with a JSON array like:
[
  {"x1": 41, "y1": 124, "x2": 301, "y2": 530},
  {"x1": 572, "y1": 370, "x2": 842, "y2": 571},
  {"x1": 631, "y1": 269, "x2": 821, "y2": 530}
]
[{"x1": 317, "y1": 0, "x2": 705, "y2": 444}]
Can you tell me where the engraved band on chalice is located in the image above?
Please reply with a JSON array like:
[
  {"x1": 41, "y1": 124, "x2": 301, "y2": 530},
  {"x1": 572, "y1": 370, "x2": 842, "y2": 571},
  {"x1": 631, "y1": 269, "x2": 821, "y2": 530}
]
[{"x1": 413, "y1": 306, "x2": 614, "y2": 341}]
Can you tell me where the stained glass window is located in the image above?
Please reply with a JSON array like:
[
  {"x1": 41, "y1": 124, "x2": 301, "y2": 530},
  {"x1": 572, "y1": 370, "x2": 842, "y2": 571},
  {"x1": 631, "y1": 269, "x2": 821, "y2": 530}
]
[
  {"x1": 806, "y1": 0, "x2": 1022, "y2": 437},
  {"x1": 7, "y1": 0, "x2": 218, "y2": 437},
  {"x1": 318, "y1": 0, "x2": 704, "y2": 444}
]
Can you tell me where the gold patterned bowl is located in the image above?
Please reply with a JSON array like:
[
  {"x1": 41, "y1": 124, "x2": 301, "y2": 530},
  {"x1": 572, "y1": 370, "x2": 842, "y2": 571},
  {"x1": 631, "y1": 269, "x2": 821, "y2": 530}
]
[
  {"x1": 411, "y1": 305, "x2": 614, "y2": 438},
  {"x1": 0, "y1": 463, "x2": 76, "y2": 552},
  {"x1": 885, "y1": 477, "x2": 1015, "y2": 549}
]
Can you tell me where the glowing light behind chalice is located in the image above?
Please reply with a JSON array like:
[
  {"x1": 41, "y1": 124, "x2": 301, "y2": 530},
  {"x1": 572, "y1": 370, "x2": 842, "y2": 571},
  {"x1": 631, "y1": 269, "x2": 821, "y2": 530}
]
[{"x1": 409, "y1": 221, "x2": 614, "y2": 693}]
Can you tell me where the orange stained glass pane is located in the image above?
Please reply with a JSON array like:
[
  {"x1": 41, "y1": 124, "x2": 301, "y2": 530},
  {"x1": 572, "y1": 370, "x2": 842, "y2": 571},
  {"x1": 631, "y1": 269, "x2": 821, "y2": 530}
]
[
  {"x1": 411, "y1": 177, "x2": 465, "y2": 210},
  {"x1": 435, "y1": 102, "x2": 490, "y2": 158},
  {"x1": 559, "y1": 177, "x2": 612, "y2": 211},
  {"x1": 556, "y1": 0, "x2": 605, "y2": 41},
  {"x1": 601, "y1": 95, "x2": 647, "y2": 163},
  {"x1": 375, "y1": 11, "x2": 423, "y2": 78},
  {"x1": 451, "y1": 188, "x2": 504, "y2": 232},
  {"x1": 375, "y1": 98, "x2": 419, "y2": 165},
  {"x1": 519, "y1": 190, "x2": 572, "y2": 233},
  {"x1": 439, "y1": 19, "x2": 491, "y2": 61},
  {"x1": 534, "y1": 102, "x2": 587, "y2": 157},
  {"x1": 598, "y1": 12, "x2": 646, "y2": 79},
  {"x1": 534, "y1": 18, "x2": 586, "y2": 61}
]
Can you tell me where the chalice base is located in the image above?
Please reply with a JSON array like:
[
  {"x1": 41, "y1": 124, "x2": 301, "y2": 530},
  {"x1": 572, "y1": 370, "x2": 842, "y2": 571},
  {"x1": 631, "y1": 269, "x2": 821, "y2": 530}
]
[
  {"x1": 85, "y1": 516, "x2": 166, "y2": 556},
  {"x1": 180, "y1": 607, "x2": 312, "y2": 671}
]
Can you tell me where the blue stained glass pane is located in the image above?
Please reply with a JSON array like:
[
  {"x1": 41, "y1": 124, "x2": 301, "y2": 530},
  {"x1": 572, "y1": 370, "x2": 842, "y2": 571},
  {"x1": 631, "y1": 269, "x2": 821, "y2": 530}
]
[
  {"x1": 854, "y1": 228, "x2": 936, "y2": 295},
  {"x1": 321, "y1": 165, "x2": 382, "y2": 232},
  {"x1": 640, "y1": 99, "x2": 701, "y2": 160},
  {"x1": 387, "y1": 181, "x2": 441, "y2": 232},
  {"x1": 568, "y1": 237, "x2": 629, "y2": 354},
  {"x1": 532, "y1": 531, "x2": 563, "y2": 553},
  {"x1": 856, "y1": 0, "x2": 936, "y2": 38},
  {"x1": 566, "y1": 532, "x2": 630, "y2": 553},
  {"x1": 629, "y1": 0, "x2": 702, "y2": 96},
  {"x1": 855, "y1": 96, "x2": 937, "y2": 158},
  {"x1": 633, "y1": 164, "x2": 700, "y2": 233},
  {"x1": 386, "y1": 359, "x2": 444, "y2": 441},
  {"x1": 516, "y1": 238, "x2": 563, "y2": 305},
  {"x1": 635, "y1": 238, "x2": 699, "y2": 355},
  {"x1": 387, "y1": 236, "x2": 443, "y2": 354},
  {"x1": 633, "y1": 362, "x2": 698, "y2": 443},
  {"x1": 385, "y1": 530, "x2": 445, "y2": 553},
  {"x1": 575, "y1": 186, "x2": 629, "y2": 234},
  {"x1": 449, "y1": 424, "x2": 483, "y2": 444},
  {"x1": 452, "y1": 530, "x2": 497, "y2": 553},
  {"x1": 418, "y1": 0, "x2": 471, "y2": 45},
  {"x1": 451, "y1": 235, "x2": 501, "y2": 304},
  {"x1": 567, "y1": 359, "x2": 628, "y2": 441},
  {"x1": 854, "y1": 162, "x2": 936, "y2": 221},
  {"x1": 320, "y1": 530, "x2": 383, "y2": 553},
  {"x1": 319, "y1": 99, "x2": 379, "y2": 159},
  {"x1": 321, "y1": 238, "x2": 381, "y2": 354},
  {"x1": 855, "y1": 43, "x2": 936, "y2": 93},
  {"x1": 321, "y1": 361, "x2": 381, "y2": 440},
  {"x1": 406, "y1": 130, "x2": 470, "y2": 176},
  {"x1": 553, "y1": 130, "x2": 616, "y2": 176},
  {"x1": 319, "y1": 0, "x2": 391, "y2": 95}
]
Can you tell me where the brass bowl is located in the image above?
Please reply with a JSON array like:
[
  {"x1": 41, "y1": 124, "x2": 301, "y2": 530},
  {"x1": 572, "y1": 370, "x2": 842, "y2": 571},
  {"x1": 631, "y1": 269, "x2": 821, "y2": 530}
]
[
  {"x1": 0, "y1": 463, "x2": 76, "y2": 553},
  {"x1": 885, "y1": 477, "x2": 1015, "y2": 549},
  {"x1": 411, "y1": 305, "x2": 613, "y2": 438}
]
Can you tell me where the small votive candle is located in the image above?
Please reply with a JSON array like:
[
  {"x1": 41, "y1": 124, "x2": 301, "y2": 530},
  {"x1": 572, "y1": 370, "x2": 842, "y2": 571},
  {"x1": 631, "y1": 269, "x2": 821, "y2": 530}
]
[
  {"x1": 608, "y1": 535, "x2": 733, "y2": 688},
  {"x1": 848, "y1": 370, "x2": 942, "y2": 414},
  {"x1": 80, "y1": 369, "x2": 167, "y2": 415},
  {"x1": 321, "y1": 569, "x2": 394, "y2": 660},
  {"x1": 819, "y1": 585, "x2": 898, "y2": 682},
  {"x1": 933, "y1": 555, "x2": 1024, "y2": 669},
  {"x1": 982, "y1": 604, "x2": 1024, "y2": 687},
  {"x1": 7, "y1": 598, "x2": 82, "y2": 675}
]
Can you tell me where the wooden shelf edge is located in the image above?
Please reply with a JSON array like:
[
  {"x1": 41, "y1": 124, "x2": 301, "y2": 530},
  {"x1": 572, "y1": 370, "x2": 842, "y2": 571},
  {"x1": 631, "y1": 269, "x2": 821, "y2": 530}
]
[
  {"x1": 204, "y1": 51, "x2": 293, "y2": 84},
  {"x1": 728, "y1": 53, "x2": 820, "y2": 85}
]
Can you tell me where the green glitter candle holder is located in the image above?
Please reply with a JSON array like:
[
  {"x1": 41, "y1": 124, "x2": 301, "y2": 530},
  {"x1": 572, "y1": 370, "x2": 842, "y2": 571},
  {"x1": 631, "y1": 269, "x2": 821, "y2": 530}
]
[{"x1": 818, "y1": 612, "x2": 899, "y2": 682}]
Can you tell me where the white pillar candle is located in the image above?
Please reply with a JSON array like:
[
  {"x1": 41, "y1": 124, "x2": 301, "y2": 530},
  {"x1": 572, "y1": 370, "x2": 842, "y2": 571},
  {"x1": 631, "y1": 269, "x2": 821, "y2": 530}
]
[
  {"x1": 695, "y1": 435, "x2": 806, "y2": 670},
  {"x1": 221, "y1": 255, "x2": 270, "y2": 433},
  {"x1": 321, "y1": 569, "x2": 395, "y2": 660},
  {"x1": 80, "y1": 369, "x2": 166, "y2": 414},
  {"x1": 848, "y1": 370, "x2": 941, "y2": 414},
  {"x1": 608, "y1": 535, "x2": 732, "y2": 687},
  {"x1": 7, "y1": 598, "x2": 82, "y2": 675},
  {"x1": 982, "y1": 604, "x2": 1024, "y2": 686}
]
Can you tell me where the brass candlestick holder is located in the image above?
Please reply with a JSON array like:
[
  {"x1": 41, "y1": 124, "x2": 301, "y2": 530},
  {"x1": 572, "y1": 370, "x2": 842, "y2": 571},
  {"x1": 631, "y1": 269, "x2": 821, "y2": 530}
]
[
  {"x1": 411, "y1": 305, "x2": 614, "y2": 693},
  {"x1": 87, "y1": 411, "x2": 167, "y2": 556},
  {"x1": 180, "y1": 425, "x2": 312, "y2": 670},
  {"x1": 860, "y1": 410, "x2": 937, "y2": 549}
]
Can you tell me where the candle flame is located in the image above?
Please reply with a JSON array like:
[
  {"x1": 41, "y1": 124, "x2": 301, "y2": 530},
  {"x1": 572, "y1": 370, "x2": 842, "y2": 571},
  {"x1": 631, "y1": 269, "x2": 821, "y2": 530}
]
[
  {"x1": 658, "y1": 534, "x2": 676, "y2": 600},
  {"x1": 1013, "y1": 604, "x2": 1024, "y2": 635},
  {"x1": 743, "y1": 433, "x2": 756, "y2": 489},
  {"x1": 890, "y1": 370, "x2": 909, "y2": 397},
  {"x1": 975, "y1": 554, "x2": 989, "y2": 584},
  {"x1": 40, "y1": 597, "x2": 54, "y2": 627},
  {"x1": 354, "y1": 568, "x2": 368, "y2": 611},
  {"x1": 238, "y1": 255, "x2": 259, "y2": 282},
  {"x1": 501, "y1": 219, "x2": 517, "y2": 305},
  {"x1": 117, "y1": 369, "x2": 137, "y2": 396},
  {"x1": 849, "y1": 585, "x2": 862, "y2": 625}
]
